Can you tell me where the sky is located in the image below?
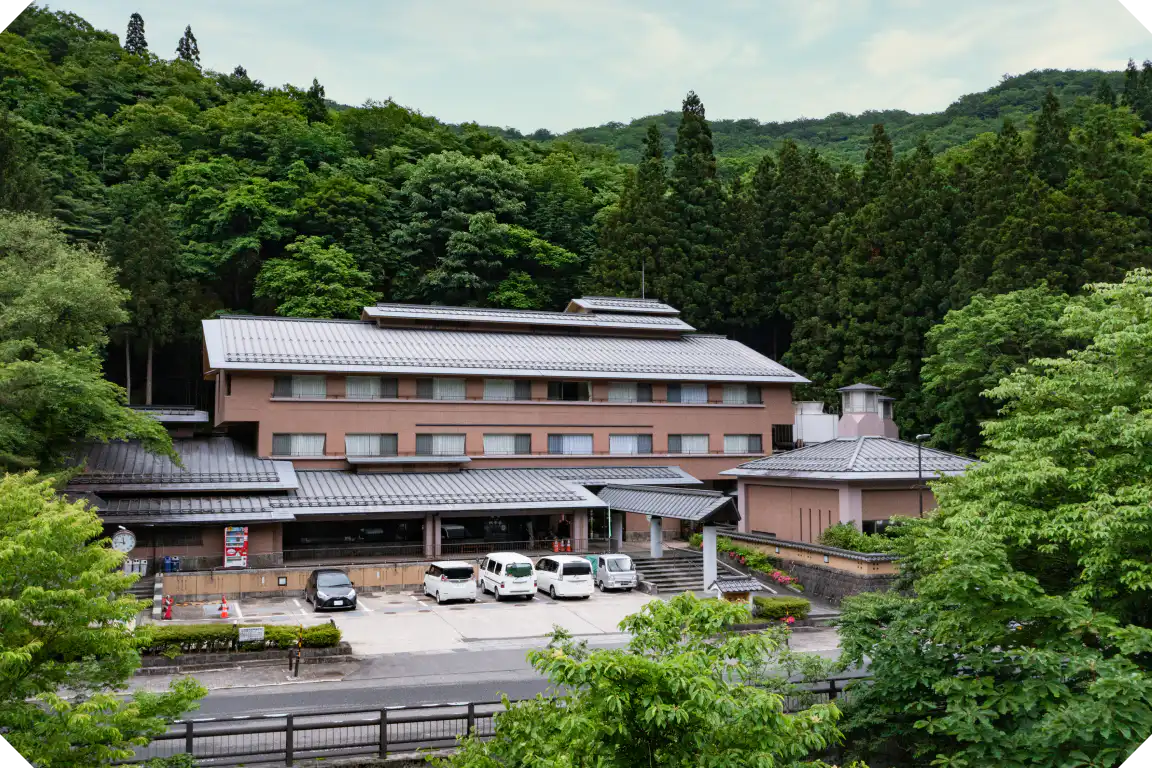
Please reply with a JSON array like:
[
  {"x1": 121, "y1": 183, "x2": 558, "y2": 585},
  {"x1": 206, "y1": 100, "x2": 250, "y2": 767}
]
[{"x1": 49, "y1": 0, "x2": 1152, "y2": 133}]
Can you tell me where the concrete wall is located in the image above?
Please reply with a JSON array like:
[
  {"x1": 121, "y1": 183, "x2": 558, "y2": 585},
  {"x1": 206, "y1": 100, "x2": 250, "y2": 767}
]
[
  {"x1": 163, "y1": 561, "x2": 444, "y2": 600},
  {"x1": 862, "y1": 488, "x2": 936, "y2": 520},
  {"x1": 124, "y1": 523, "x2": 284, "y2": 572},
  {"x1": 744, "y1": 485, "x2": 839, "y2": 543},
  {"x1": 725, "y1": 537, "x2": 899, "y2": 606},
  {"x1": 216, "y1": 373, "x2": 795, "y2": 481}
]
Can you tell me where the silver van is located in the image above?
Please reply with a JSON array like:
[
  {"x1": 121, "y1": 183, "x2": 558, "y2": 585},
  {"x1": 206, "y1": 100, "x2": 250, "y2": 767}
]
[{"x1": 594, "y1": 554, "x2": 637, "y2": 592}]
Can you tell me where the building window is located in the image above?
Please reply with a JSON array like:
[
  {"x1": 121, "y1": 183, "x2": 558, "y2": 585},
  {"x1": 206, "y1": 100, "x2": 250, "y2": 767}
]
[
  {"x1": 667, "y1": 383, "x2": 708, "y2": 404},
  {"x1": 416, "y1": 377, "x2": 466, "y2": 400},
  {"x1": 609, "y1": 434, "x2": 653, "y2": 455},
  {"x1": 483, "y1": 434, "x2": 532, "y2": 455},
  {"x1": 345, "y1": 433, "x2": 398, "y2": 457},
  {"x1": 722, "y1": 384, "x2": 762, "y2": 404},
  {"x1": 668, "y1": 434, "x2": 709, "y2": 454},
  {"x1": 415, "y1": 433, "x2": 466, "y2": 456},
  {"x1": 724, "y1": 434, "x2": 763, "y2": 454},
  {"x1": 547, "y1": 434, "x2": 594, "y2": 455},
  {"x1": 345, "y1": 376, "x2": 398, "y2": 399},
  {"x1": 272, "y1": 433, "x2": 326, "y2": 457},
  {"x1": 273, "y1": 375, "x2": 326, "y2": 398},
  {"x1": 483, "y1": 379, "x2": 532, "y2": 401},
  {"x1": 771, "y1": 424, "x2": 794, "y2": 451},
  {"x1": 547, "y1": 381, "x2": 591, "y2": 401},
  {"x1": 608, "y1": 382, "x2": 652, "y2": 403}
]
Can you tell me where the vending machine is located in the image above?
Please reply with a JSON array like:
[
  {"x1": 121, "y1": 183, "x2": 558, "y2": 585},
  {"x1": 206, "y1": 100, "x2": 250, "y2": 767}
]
[{"x1": 224, "y1": 526, "x2": 249, "y2": 568}]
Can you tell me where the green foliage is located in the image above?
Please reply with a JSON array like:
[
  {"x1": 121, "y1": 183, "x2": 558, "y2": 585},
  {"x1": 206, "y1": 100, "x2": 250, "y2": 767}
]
[
  {"x1": 921, "y1": 284, "x2": 1073, "y2": 454},
  {"x1": 436, "y1": 593, "x2": 845, "y2": 767},
  {"x1": 753, "y1": 596, "x2": 812, "y2": 621},
  {"x1": 0, "y1": 212, "x2": 172, "y2": 470},
  {"x1": 138, "y1": 622, "x2": 342, "y2": 654},
  {"x1": 144, "y1": 755, "x2": 198, "y2": 768},
  {"x1": 837, "y1": 271, "x2": 1152, "y2": 767},
  {"x1": 816, "y1": 523, "x2": 896, "y2": 554},
  {"x1": 174, "y1": 25, "x2": 199, "y2": 67},
  {"x1": 123, "y1": 13, "x2": 146, "y2": 56},
  {"x1": 0, "y1": 473, "x2": 205, "y2": 766},
  {"x1": 255, "y1": 236, "x2": 379, "y2": 318}
]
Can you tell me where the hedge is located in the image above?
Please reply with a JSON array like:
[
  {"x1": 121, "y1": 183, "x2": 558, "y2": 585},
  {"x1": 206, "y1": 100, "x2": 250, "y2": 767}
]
[
  {"x1": 138, "y1": 622, "x2": 342, "y2": 656},
  {"x1": 753, "y1": 596, "x2": 811, "y2": 621},
  {"x1": 816, "y1": 522, "x2": 897, "y2": 553},
  {"x1": 689, "y1": 534, "x2": 803, "y2": 590}
]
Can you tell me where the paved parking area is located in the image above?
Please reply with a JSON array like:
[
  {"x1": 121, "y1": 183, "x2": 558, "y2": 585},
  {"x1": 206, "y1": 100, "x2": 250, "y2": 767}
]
[{"x1": 167, "y1": 588, "x2": 659, "y2": 655}]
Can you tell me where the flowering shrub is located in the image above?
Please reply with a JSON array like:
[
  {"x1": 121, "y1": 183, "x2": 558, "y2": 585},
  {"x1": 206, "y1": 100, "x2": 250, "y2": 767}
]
[{"x1": 688, "y1": 534, "x2": 804, "y2": 591}]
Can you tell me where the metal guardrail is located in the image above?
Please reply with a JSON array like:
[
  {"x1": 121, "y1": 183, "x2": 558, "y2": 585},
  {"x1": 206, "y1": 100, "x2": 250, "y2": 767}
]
[{"x1": 123, "y1": 677, "x2": 866, "y2": 766}]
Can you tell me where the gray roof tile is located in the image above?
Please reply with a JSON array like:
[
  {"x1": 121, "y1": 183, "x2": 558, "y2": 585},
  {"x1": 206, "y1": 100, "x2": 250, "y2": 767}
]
[
  {"x1": 596, "y1": 484, "x2": 740, "y2": 524},
  {"x1": 711, "y1": 578, "x2": 768, "y2": 593},
  {"x1": 567, "y1": 297, "x2": 680, "y2": 315},
  {"x1": 722, "y1": 436, "x2": 975, "y2": 479},
  {"x1": 364, "y1": 303, "x2": 692, "y2": 331},
  {"x1": 203, "y1": 316, "x2": 806, "y2": 383},
  {"x1": 96, "y1": 496, "x2": 293, "y2": 524}
]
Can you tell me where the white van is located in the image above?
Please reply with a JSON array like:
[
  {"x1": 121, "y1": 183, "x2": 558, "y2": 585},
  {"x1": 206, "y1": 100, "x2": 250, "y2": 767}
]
[
  {"x1": 535, "y1": 555, "x2": 594, "y2": 599},
  {"x1": 594, "y1": 554, "x2": 637, "y2": 592},
  {"x1": 423, "y1": 561, "x2": 478, "y2": 604},
  {"x1": 478, "y1": 552, "x2": 536, "y2": 600}
]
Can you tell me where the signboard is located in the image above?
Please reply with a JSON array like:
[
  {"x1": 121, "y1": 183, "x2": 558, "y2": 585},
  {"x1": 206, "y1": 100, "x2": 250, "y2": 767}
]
[
  {"x1": 223, "y1": 526, "x2": 249, "y2": 568},
  {"x1": 111, "y1": 528, "x2": 136, "y2": 553},
  {"x1": 238, "y1": 626, "x2": 265, "y2": 643}
]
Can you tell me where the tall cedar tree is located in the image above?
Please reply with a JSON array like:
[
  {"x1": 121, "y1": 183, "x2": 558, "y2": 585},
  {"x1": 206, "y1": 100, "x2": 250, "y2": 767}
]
[
  {"x1": 590, "y1": 124, "x2": 668, "y2": 297},
  {"x1": 661, "y1": 91, "x2": 727, "y2": 329},
  {"x1": 1030, "y1": 89, "x2": 1071, "y2": 187},
  {"x1": 175, "y1": 25, "x2": 199, "y2": 67},
  {"x1": 124, "y1": 12, "x2": 146, "y2": 56},
  {"x1": 302, "y1": 78, "x2": 328, "y2": 124},
  {"x1": 1095, "y1": 77, "x2": 1117, "y2": 107}
]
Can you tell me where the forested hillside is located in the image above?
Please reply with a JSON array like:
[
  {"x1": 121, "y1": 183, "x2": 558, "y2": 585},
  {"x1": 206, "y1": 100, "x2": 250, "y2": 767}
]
[
  {"x1": 500, "y1": 69, "x2": 1126, "y2": 171},
  {"x1": 3, "y1": 4, "x2": 1152, "y2": 457}
]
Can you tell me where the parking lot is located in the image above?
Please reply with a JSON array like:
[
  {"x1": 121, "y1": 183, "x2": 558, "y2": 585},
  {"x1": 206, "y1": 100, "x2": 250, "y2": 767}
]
[{"x1": 168, "y1": 587, "x2": 659, "y2": 656}]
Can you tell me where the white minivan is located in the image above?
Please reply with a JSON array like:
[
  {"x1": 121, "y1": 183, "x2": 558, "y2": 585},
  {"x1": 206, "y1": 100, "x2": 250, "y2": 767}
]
[
  {"x1": 594, "y1": 554, "x2": 637, "y2": 592},
  {"x1": 478, "y1": 552, "x2": 536, "y2": 601},
  {"x1": 423, "y1": 561, "x2": 478, "y2": 604},
  {"x1": 535, "y1": 555, "x2": 594, "y2": 599}
]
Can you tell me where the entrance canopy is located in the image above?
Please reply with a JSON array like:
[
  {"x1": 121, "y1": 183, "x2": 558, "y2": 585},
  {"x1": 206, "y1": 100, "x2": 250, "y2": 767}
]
[{"x1": 596, "y1": 484, "x2": 741, "y2": 525}]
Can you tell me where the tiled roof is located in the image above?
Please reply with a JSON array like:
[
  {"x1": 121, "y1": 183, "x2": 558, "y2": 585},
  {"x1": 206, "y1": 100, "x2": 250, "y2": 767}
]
[
  {"x1": 541, "y1": 465, "x2": 699, "y2": 486},
  {"x1": 567, "y1": 297, "x2": 680, "y2": 316},
  {"x1": 596, "y1": 485, "x2": 740, "y2": 524},
  {"x1": 67, "y1": 437, "x2": 298, "y2": 493},
  {"x1": 721, "y1": 436, "x2": 975, "y2": 480},
  {"x1": 96, "y1": 496, "x2": 293, "y2": 524},
  {"x1": 363, "y1": 303, "x2": 692, "y2": 332},
  {"x1": 128, "y1": 405, "x2": 210, "y2": 423},
  {"x1": 202, "y1": 316, "x2": 807, "y2": 383},
  {"x1": 274, "y1": 468, "x2": 607, "y2": 515},
  {"x1": 711, "y1": 578, "x2": 767, "y2": 593},
  {"x1": 837, "y1": 383, "x2": 884, "y2": 392}
]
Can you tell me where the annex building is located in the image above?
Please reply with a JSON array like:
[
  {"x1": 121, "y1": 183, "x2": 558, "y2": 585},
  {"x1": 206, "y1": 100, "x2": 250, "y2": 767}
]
[{"x1": 70, "y1": 297, "x2": 810, "y2": 570}]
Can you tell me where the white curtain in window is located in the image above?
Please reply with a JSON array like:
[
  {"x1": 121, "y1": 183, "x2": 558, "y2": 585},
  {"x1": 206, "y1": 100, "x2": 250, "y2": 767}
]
[
  {"x1": 609, "y1": 434, "x2": 639, "y2": 454},
  {"x1": 291, "y1": 434, "x2": 326, "y2": 456},
  {"x1": 345, "y1": 377, "x2": 381, "y2": 399},
  {"x1": 434, "y1": 378, "x2": 466, "y2": 400},
  {"x1": 679, "y1": 383, "x2": 708, "y2": 404},
  {"x1": 680, "y1": 434, "x2": 709, "y2": 453},
  {"x1": 484, "y1": 379, "x2": 515, "y2": 401},
  {"x1": 608, "y1": 382, "x2": 637, "y2": 402},
  {"x1": 561, "y1": 434, "x2": 593, "y2": 455},
  {"x1": 292, "y1": 375, "x2": 327, "y2": 398},
  {"x1": 722, "y1": 384, "x2": 748, "y2": 405},
  {"x1": 345, "y1": 434, "x2": 381, "y2": 456},
  {"x1": 848, "y1": 391, "x2": 866, "y2": 413},
  {"x1": 433, "y1": 434, "x2": 466, "y2": 455},
  {"x1": 484, "y1": 434, "x2": 517, "y2": 455},
  {"x1": 724, "y1": 435, "x2": 750, "y2": 454}
]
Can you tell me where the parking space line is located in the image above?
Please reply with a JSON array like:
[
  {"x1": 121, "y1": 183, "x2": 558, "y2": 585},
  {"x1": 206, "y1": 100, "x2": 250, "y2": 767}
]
[{"x1": 231, "y1": 601, "x2": 244, "y2": 621}]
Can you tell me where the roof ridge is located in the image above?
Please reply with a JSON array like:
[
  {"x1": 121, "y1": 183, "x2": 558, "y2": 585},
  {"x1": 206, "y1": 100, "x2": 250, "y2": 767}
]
[
  {"x1": 602, "y1": 484, "x2": 724, "y2": 497},
  {"x1": 214, "y1": 315, "x2": 369, "y2": 324},
  {"x1": 847, "y1": 436, "x2": 867, "y2": 471}
]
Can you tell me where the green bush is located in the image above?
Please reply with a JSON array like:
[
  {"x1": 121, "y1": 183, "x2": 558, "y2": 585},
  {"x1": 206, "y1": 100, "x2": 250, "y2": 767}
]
[
  {"x1": 138, "y1": 622, "x2": 342, "y2": 655},
  {"x1": 817, "y1": 522, "x2": 896, "y2": 553},
  {"x1": 753, "y1": 596, "x2": 811, "y2": 620}
]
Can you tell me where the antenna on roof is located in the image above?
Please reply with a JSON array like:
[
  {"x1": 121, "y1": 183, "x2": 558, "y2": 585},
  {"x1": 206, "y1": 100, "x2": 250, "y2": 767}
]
[{"x1": 641, "y1": 259, "x2": 646, "y2": 300}]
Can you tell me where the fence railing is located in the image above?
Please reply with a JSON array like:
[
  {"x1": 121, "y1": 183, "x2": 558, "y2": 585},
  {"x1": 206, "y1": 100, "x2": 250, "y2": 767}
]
[
  {"x1": 123, "y1": 677, "x2": 867, "y2": 766},
  {"x1": 280, "y1": 538, "x2": 642, "y2": 564}
]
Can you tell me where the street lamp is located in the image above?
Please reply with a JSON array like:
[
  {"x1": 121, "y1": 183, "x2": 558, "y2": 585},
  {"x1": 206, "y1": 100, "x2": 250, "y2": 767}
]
[{"x1": 915, "y1": 434, "x2": 931, "y2": 516}]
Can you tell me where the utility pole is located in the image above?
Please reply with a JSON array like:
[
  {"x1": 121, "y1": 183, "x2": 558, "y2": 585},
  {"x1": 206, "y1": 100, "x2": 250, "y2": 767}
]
[{"x1": 915, "y1": 434, "x2": 931, "y2": 516}]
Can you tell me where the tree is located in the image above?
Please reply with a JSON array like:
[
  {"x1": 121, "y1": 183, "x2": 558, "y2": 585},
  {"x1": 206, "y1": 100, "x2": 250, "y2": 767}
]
[
  {"x1": 0, "y1": 473, "x2": 205, "y2": 766},
  {"x1": 124, "y1": 12, "x2": 147, "y2": 56},
  {"x1": 838, "y1": 270, "x2": 1152, "y2": 767},
  {"x1": 920, "y1": 284, "x2": 1072, "y2": 455},
  {"x1": 437, "y1": 593, "x2": 851, "y2": 768},
  {"x1": 301, "y1": 78, "x2": 328, "y2": 124},
  {"x1": 175, "y1": 25, "x2": 199, "y2": 67},
  {"x1": 1030, "y1": 89, "x2": 1071, "y2": 187},
  {"x1": 1095, "y1": 77, "x2": 1117, "y2": 107},
  {"x1": 255, "y1": 235, "x2": 379, "y2": 318},
  {"x1": 0, "y1": 213, "x2": 171, "y2": 470}
]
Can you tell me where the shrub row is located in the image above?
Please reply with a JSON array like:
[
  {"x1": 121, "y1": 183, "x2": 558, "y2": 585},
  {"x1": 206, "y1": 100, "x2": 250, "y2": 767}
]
[
  {"x1": 816, "y1": 522, "x2": 897, "y2": 553},
  {"x1": 138, "y1": 622, "x2": 342, "y2": 656},
  {"x1": 753, "y1": 596, "x2": 811, "y2": 621},
  {"x1": 688, "y1": 534, "x2": 803, "y2": 590}
]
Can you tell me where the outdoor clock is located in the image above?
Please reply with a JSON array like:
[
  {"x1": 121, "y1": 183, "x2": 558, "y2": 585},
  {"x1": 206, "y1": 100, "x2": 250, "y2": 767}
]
[{"x1": 111, "y1": 528, "x2": 136, "y2": 553}]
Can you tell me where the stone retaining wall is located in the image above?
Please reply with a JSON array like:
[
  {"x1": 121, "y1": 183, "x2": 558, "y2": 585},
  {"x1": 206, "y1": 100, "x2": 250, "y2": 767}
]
[
  {"x1": 137, "y1": 641, "x2": 353, "y2": 674},
  {"x1": 772, "y1": 560, "x2": 897, "y2": 606}
]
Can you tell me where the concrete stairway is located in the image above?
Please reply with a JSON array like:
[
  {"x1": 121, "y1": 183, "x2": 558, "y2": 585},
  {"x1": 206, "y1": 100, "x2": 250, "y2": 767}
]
[
  {"x1": 130, "y1": 574, "x2": 156, "y2": 600},
  {"x1": 632, "y1": 551, "x2": 738, "y2": 594}
]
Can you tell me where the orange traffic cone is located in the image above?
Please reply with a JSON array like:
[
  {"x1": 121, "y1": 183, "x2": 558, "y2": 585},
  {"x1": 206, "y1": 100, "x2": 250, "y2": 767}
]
[
  {"x1": 552, "y1": 540, "x2": 559, "y2": 553},
  {"x1": 219, "y1": 596, "x2": 229, "y2": 619}
]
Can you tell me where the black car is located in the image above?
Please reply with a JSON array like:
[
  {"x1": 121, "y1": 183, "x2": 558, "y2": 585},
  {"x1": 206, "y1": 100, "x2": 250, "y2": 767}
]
[{"x1": 304, "y1": 568, "x2": 357, "y2": 611}]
